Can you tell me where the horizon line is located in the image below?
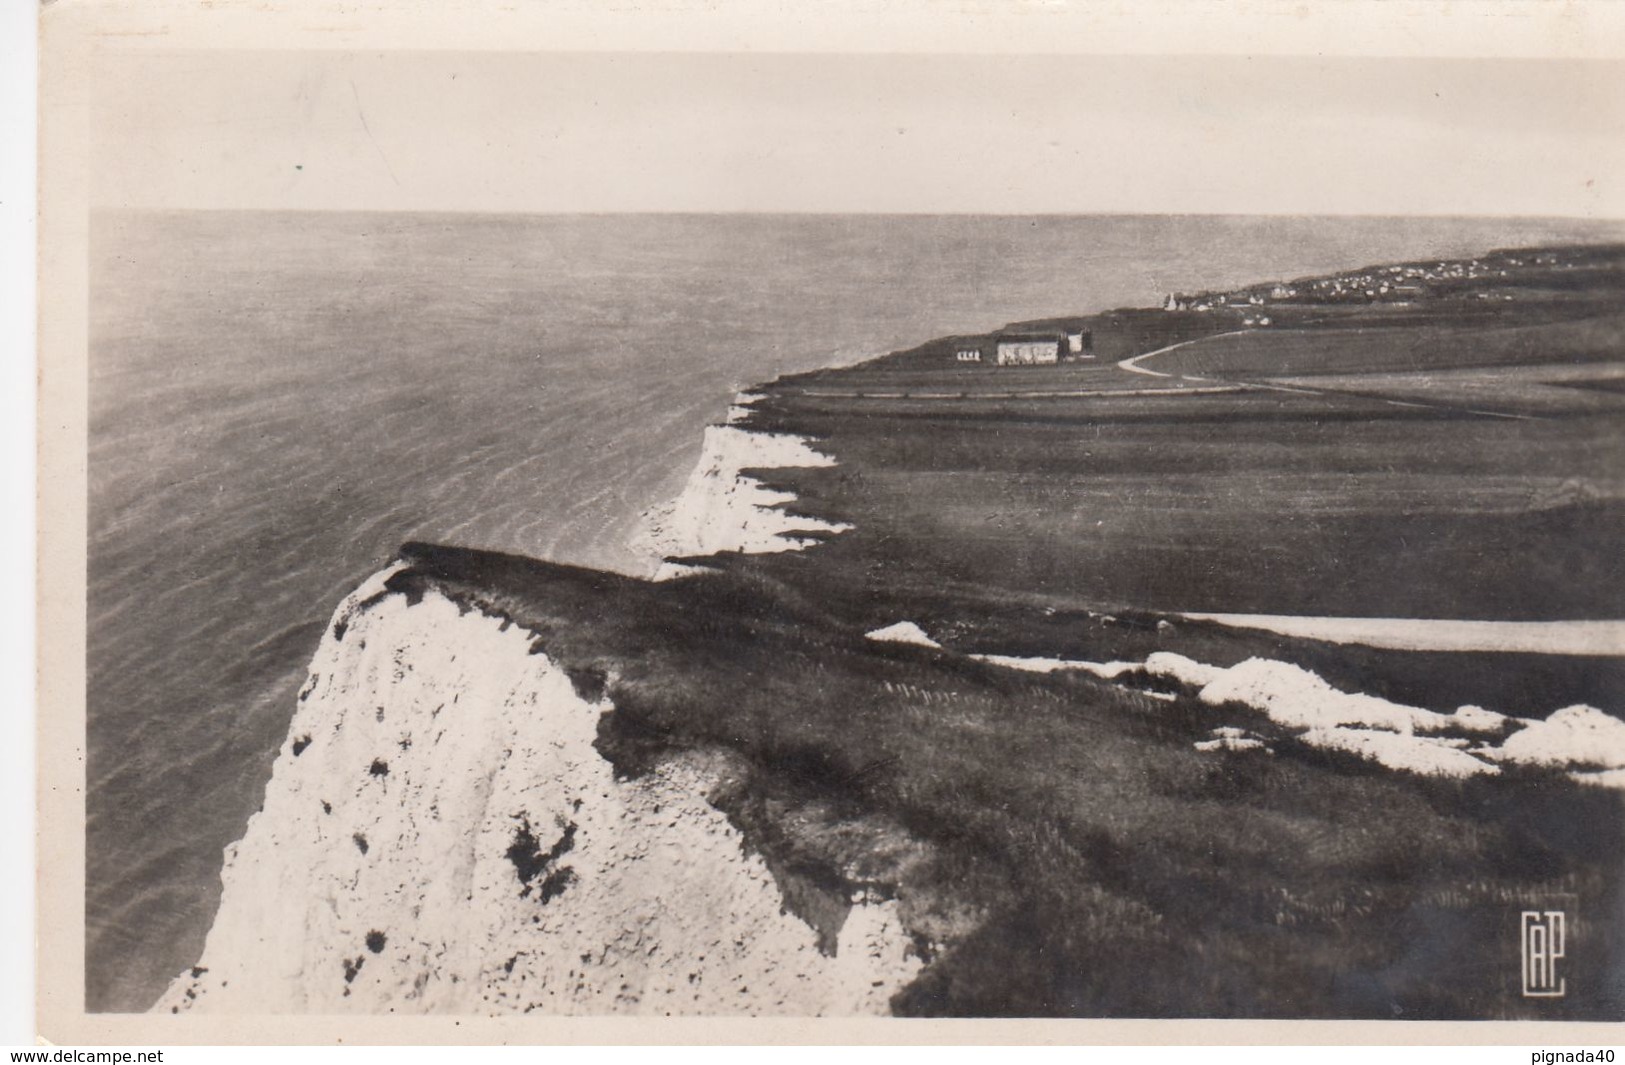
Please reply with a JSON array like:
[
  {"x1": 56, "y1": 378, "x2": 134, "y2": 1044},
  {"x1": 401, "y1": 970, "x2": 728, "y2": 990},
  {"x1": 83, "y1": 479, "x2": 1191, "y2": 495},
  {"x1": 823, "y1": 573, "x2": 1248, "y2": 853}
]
[{"x1": 89, "y1": 206, "x2": 1625, "y2": 224}]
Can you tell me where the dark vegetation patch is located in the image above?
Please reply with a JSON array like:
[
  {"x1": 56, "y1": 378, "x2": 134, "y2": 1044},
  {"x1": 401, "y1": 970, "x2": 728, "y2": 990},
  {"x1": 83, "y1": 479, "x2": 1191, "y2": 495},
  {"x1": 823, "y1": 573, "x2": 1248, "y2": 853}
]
[
  {"x1": 369, "y1": 758, "x2": 389, "y2": 777},
  {"x1": 352, "y1": 833, "x2": 368, "y2": 855},
  {"x1": 536, "y1": 866, "x2": 577, "y2": 905},
  {"x1": 341, "y1": 956, "x2": 365, "y2": 984},
  {"x1": 365, "y1": 930, "x2": 387, "y2": 954},
  {"x1": 506, "y1": 815, "x2": 577, "y2": 902},
  {"x1": 291, "y1": 734, "x2": 312, "y2": 756},
  {"x1": 705, "y1": 759, "x2": 932, "y2": 957},
  {"x1": 564, "y1": 663, "x2": 610, "y2": 703},
  {"x1": 390, "y1": 538, "x2": 1624, "y2": 1019},
  {"x1": 354, "y1": 588, "x2": 395, "y2": 615}
]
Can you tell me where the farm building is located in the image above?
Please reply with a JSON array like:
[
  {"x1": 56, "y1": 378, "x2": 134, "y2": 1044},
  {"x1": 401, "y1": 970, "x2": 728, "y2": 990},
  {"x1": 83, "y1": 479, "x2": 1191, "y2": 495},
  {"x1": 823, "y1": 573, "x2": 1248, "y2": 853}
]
[
  {"x1": 954, "y1": 346, "x2": 983, "y2": 363},
  {"x1": 995, "y1": 332, "x2": 1064, "y2": 366}
]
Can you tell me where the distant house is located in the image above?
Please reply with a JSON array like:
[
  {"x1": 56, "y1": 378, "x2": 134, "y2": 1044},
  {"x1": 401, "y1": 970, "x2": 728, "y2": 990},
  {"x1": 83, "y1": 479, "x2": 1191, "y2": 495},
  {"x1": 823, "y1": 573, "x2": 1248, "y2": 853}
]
[
  {"x1": 1066, "y1": 329, "x2": 1093, "y2": 357},
  {"x1": 995, "y1": 333, "x2": 1063, "y2": 366},
  {"x1": 955, "y1": 347, "x2": 983, "y2": 363}
]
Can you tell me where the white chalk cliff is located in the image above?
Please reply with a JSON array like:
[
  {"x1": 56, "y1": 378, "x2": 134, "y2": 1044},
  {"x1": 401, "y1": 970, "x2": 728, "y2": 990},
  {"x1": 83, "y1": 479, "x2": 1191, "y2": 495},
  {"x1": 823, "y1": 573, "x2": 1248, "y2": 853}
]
[
  {"x1": 632, "y1": 421, "x2": 852, "y2": 575},
  {"x1": 156, "y1": 566, "x2": 919, "y2": 1015}
]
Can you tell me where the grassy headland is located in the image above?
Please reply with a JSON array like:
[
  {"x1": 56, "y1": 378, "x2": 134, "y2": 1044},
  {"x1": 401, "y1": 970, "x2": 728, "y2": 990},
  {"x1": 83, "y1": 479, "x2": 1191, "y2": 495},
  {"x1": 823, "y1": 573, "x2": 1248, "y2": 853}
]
[
  {"x1": 398, "y1": 243, "x2": 1625, "y2": 1017},
  {"x1": 386, "y1": 541, "x2": 1621, "y2": 1018}
]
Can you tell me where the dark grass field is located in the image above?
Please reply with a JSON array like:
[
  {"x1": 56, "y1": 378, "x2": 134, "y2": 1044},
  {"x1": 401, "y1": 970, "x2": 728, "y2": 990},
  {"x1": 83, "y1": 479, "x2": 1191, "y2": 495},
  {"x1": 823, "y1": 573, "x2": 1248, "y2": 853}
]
[
  {"x1": 706, "y1": 552, "x2": 1625, "y2": 718},
  {"x1": 740, "y1": 391, "x2": 1623, "y2": 621},
  {"x1": 386, "y1": 542, "x2": 1624, "y2": 1019},
  {"x1": 1153, "y1": 310, "x2": 1625, "y2": 378},
  {"x1": 743, "y1": 250, "x2": 1625, "y2": 624}
]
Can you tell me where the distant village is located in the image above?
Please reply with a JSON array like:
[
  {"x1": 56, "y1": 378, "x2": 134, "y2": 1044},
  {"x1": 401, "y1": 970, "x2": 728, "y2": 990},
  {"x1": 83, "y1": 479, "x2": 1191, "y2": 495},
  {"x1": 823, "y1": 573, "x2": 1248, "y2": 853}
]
[
  {"x1": 939, "y1": 246, "x2": 1597, "y2": 369},
  {"x1": 1164, "y1": 249, "x2": 1578, "y2": 319}
]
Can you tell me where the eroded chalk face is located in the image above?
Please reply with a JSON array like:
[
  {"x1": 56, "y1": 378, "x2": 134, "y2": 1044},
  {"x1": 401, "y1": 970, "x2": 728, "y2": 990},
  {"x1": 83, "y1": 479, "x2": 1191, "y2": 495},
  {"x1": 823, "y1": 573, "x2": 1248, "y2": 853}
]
[
  {"x1": 634, "y1": 422, "x2": 853, "y2": 571},
  {"x1": 157, "y1": 575, "x2": 918, "y2": 1016}
]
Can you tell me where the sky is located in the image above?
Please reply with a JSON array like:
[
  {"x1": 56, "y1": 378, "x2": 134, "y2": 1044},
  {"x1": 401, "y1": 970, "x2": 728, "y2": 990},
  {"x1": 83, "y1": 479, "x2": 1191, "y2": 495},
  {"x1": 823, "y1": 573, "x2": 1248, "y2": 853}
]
[{"x1": 90, "y1": 50, "x2": 1625, "y2": 217}]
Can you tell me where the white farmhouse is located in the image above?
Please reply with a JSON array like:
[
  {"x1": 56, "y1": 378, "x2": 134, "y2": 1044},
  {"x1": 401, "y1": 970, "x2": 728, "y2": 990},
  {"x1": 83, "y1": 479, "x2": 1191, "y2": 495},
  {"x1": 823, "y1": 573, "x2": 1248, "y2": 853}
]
[{"x1": 995, "y1": 333, "x2": 1064, "y2": 366}]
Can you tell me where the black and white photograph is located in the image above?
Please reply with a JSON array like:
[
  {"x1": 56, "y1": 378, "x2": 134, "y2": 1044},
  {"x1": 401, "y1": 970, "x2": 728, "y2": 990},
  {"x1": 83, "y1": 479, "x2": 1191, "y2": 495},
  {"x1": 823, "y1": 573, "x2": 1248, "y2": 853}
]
[{"x1": 31, "y1": 0, "x2": 1625, "y2": 1041}]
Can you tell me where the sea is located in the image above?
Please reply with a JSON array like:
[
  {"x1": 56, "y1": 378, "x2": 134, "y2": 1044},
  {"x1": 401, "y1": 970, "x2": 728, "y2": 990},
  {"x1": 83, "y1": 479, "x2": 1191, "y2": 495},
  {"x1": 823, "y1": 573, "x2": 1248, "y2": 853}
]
[{"x1": 87, "y1": 210, "x2": 1625, "y2": 1011}]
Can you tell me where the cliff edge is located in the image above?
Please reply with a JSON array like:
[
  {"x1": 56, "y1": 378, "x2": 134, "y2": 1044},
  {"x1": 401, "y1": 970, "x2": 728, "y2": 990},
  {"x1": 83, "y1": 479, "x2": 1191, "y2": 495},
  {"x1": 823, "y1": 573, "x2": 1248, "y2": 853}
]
[{"x1": 156, "y1": 564, "x2": 918, "y2": 1015}]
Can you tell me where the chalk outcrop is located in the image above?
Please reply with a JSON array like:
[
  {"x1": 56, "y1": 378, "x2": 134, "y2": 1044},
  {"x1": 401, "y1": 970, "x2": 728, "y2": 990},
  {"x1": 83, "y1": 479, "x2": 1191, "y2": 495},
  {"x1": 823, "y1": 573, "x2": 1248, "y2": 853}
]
[
  {"x1": 1142, "y1": 653, "x2": 1624, "y2": 783},
  {"x1": 1485, "y1": 704, "x2": 1625, "y2": 771},
  {"x1": 634, "y1": 422, "x2": 852, "y2": 572},
  {"x1": 865, "y1": 621, "x2": 941, "y2": 649},
  {"x1": 156, "y1": 567, "x2": 919, "y2": 1016},
  {"x1": 970, "y1": 654, "x2": 1140, "y2": 678}
]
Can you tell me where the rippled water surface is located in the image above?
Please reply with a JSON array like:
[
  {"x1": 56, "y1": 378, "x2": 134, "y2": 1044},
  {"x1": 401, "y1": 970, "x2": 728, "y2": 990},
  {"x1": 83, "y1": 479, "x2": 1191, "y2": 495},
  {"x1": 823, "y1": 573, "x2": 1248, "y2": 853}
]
[{"x1": 87, "y1": 210, "x2": 1624, "y2": 1010}]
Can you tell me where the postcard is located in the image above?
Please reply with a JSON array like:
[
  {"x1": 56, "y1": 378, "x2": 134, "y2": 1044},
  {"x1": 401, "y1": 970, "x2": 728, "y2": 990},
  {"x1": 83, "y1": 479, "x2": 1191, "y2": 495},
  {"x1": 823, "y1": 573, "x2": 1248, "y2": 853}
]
[{"x1": 34, "y1": 0, "x2": 1625, "y2": 1044}]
